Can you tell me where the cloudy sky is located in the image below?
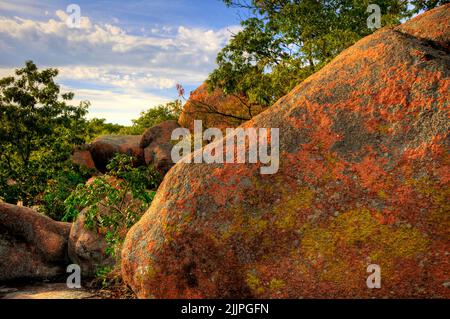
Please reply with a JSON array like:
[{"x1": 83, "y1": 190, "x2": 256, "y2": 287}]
[{"x1": 0, "y1": 0, "x2": 246, "y2": 124}]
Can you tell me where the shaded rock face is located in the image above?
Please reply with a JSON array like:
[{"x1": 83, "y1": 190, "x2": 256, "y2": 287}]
[
  {"x1": 89, "y1": 135, "x2": 144, "y2": 172},
  {"x1": 71, "y1": 148, "x2": 96, "y2": 170},
  {"x1": 122, "y1": 5, "x2": 450, "y2": 299},
  {"x1": 179, "y1": 83, "x2": 264, "y2": 132},
  {"x1": 0, "y1": 203, "x2": 71, "y2": 281},
  {"x1": 140, "y1": 120, "x2": 180, "y2": 174}
]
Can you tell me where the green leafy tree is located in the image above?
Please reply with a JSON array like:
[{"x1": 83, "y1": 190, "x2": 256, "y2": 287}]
[
  {"x1": 0, "y1": 61, "x2": 89, "y2": 206},
  {"x1": 86, "y1": 118, "x2": 125, "y2": 141},
  {"x1": 209, "y1": 0, "x2": 447, "y2": 107}
]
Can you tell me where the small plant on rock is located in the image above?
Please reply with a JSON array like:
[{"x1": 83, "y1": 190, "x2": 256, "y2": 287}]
[{"x1": 64, "y1": 154, "x2": 161, "y2": 282}]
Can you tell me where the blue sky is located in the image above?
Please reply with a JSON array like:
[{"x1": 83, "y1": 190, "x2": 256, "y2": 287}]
[{"x1": 0, "y1": 0, "x2": 248, "y2": 124}]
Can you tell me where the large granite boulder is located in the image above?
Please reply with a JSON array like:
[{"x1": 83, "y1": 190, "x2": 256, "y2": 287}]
[
  {"x1": 140, "y1": 120, "x2": 180, "y2": 174},
  {"x1": 89, "y1": 135, "x2": 144, "y2": 172},
  {"x1": 121, "y1": 5, "x2": 450, "y2": 299},
  {"x1": 0, "y1": 203, "x2": 71, "y2": 281}
]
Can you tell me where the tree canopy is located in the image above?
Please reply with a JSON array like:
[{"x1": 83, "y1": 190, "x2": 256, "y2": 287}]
[
  {"x1": 0, "y1": 61, "x2": 89, "y2": 205},
  {"x1": 208, "y1": 0, "x2": 447, "y2": 107}
]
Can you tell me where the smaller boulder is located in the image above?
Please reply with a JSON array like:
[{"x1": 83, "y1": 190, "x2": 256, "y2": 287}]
[
  {"x1": 68, "y1": 207, "x2": 115, "y2": 277},
  {"x1": 89, "y1": 135, "x2": 144, "y2": 172},
  {"x1": 71, "y1": 147, "x2": 96, "y2": 170},
  {"x1": 0, "y1": 203, "x2": 71, "y2": 281},
  {"x1": 68, "y1": 178, "x2": 147, "y2": 277},
  {"x1": 140, "y1": 120, "x2": 180, "y2": 174}
]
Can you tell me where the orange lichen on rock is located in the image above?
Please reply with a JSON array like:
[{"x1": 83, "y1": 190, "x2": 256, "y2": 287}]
[{"x1": 122, "y1": 5, "x2": 450, "y2": 298}]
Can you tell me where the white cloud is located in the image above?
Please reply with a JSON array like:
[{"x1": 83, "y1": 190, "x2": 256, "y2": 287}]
[
  {"x1": 67, "y1": 87, "x2": 171, "y2": 125},
  {"x1": 58, "y1": 66, "x2": 177, "y2": 90},
  {"x1": 0, "y1": 12, "x2": 240, "y2": 73},
  {"x1": 0, "y1": 10, "x2": 242, "y2": 124}
]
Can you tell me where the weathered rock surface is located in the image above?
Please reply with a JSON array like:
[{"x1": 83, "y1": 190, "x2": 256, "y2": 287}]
[
  {"x1": 0, "y1": 203, "x2": 71, "y2": 281},
  {"x1": 122, "y1": 5, "x2": 450, "y2": 298},
  {"x1": 73, "y1": 126, "x2": 178, "y2": 174},
  {"x1": 179, "y1": 82, "x2": 264, "y2": 131},
  {"x1": 89, "y1": 135, "x2": 144, "y2": 172},
  {"x1": 140, "y1": 120, "x2": 180, "y2": 174},
  {"x1": 68, "y1": 208, "x2": 115, "y2": 278},
  {"x1": 71, "y1": 147, "x2": 96, "y2": 170}
]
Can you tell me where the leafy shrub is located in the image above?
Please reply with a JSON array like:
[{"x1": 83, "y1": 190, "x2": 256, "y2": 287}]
[
  {"x1": 38, "y1": 164, "x2": 93, "y2": 220},
  {"x1": 95, "y1": 266, "x2": 118, "y2": 288},
  {"x1": 63, "y1": 154, "x2": 162, "y2": 258}
]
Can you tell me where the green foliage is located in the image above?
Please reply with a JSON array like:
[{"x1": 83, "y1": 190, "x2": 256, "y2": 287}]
[
  {"x1": 63, "y1": 154, "x2": 162, "y2": 257},
  {"x1": 39, "y1": 164, "x2": 93, "y2": 221},
  {"x1": 410, "y1": 0, "x2": 449, "y2": 11},
  {"x1": 119, "y1": 100, "x2": 182, "y2": 135},
  {"x1": 86, "y1": 118, "x2": 124, "y2": 142},
  {"x1": 95, "y1": 266, "x2": 119, "y2": 288},
  {"x1": 0, "y1": 61, "x2": 89, "y2": 206},
  {"x1": 210, "y1": 0, "x2": 445, "y2": 107}
]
